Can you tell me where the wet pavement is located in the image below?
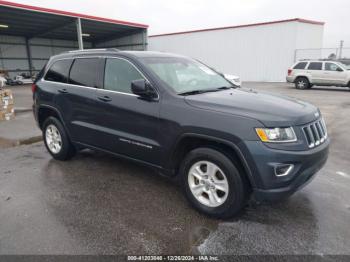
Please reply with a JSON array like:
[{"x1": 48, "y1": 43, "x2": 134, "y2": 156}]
[{"x1": 0, "y1": 83, "x2": 349, "y2": 255}]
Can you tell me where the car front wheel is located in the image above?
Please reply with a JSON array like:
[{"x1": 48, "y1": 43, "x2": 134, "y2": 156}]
[{"x1": 180, "y1": 147, "x2": 249, "y2": 218}]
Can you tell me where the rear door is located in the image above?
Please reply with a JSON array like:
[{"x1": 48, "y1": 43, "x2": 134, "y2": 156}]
[
  {"x1": 94, "y1": 57, "x2": 161, "y2": 165},
  {"x1": 324, "y1": 62, "x2": 348, "y2": 85},
  {"x1": 56, "y1": 57, "x2": 104, "y2": 145},
  {"x1": 306, "y1": 62, "x2": 323, "y2": 84}
]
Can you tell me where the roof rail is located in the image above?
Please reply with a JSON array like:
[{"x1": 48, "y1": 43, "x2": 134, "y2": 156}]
[
  {"x1": 299, "y1": 58, "x2": 337, "y2": 61},
  {"x1": 67, "y1": 48, "x2": 120, "y2": 53}
]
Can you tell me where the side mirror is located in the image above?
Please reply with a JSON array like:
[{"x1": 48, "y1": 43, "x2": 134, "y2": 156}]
[
  {"x1": 337, "y1": 67, "x2": 343, "y2": 72},
  {"x1": 131, "y1": 79, "x2": 158, "y2": 99},
  {"x1": 223, "y1": 74, "x2": 241, "y2": 87}
]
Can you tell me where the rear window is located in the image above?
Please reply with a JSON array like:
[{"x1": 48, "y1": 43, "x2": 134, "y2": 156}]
[
  {"x1": 69, "y1": 58, "x2": 99, "y2": 87},
  {"x1": 44, "y1": 60, "x2": 72, "y2": 83},
  {"x1": 307, "y1": 62, "x2": 322, "y2": 70},
  {"x1": 293, "y1": 62, "x2": 307, "y2": 70}
]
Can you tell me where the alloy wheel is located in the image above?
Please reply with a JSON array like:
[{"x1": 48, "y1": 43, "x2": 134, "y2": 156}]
[
  {"x1": 45, "y1": 124, "x2": 62, "y2": 154},
  {"x1": 188, "y1": 161, "x2": 229, "y2": 207},
  {"x1": 297, "y1": 80, "x2": 306, "y2": 89}
]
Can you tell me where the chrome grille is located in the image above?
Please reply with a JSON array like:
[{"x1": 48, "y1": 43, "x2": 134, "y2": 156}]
[{"x1": 302, "y1": 118, "x2": 327, "y2": 148}]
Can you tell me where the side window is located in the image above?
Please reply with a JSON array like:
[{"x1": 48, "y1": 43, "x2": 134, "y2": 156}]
[
  {"x1": 325, "y1": 63, "x2": 342, "y2": 71},
  {"x1": 104, "y1": 58, "x2": 144, "y2": 94},
  {"x1": 69, "y1": 58, "x2": 99, "y2": 87},
  {"x1": 293, "y1": 62, "x2": 307, "y2": 70},
  {"x1": 44, "y1": 60, "x2": 72, "y2": 83},
  {"x1": 307, "y1": 62, "x2": 322, "y2": 70}
]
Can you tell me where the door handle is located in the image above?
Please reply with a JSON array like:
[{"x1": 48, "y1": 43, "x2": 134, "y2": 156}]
[
  {"x1": 58, "y1": 88, "x2": 68, "y2": 94},
  {"x1": 98, "y1": 95, "x2": 112, "y2": 102}
]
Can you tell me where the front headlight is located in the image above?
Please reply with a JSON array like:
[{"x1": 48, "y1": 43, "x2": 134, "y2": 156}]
[{"x1": 255, "y1": 127, "x2": 297, "y2": 143}]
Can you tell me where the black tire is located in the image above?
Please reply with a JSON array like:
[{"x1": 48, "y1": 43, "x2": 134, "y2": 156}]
[
  {"x1": 295, "y1": 77, "x2": 310, "y2": 89},
  {"x1": 180, "y1": 147, "x2": 249, "y2": 219},
  {"x1": 42, "y1": 117, "x2": 76, "y2": 161}
]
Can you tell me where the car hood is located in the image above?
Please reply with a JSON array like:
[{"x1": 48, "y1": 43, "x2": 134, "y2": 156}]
[{"x1": 184, "y1": 88, "x2": 319, "y2": 126}]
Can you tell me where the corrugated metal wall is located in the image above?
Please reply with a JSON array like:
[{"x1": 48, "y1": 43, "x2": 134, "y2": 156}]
[
  {"x1": 0, "y1": 35, "x2": 92, "y2": 78},
  {"x1": 96, "y1": 30, "x2": 147, "y2": 50},
  {"x1": 149, "y1": 21, "x2": 324, "y2": 82},
  {"x1": 0, "y1": 30, "x2": 146, "y2": 78}
]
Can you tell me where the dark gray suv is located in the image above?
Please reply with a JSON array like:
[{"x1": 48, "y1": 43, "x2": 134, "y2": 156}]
[{"x1": 33, "y1": 49, "x2": 329, "y2": 218}]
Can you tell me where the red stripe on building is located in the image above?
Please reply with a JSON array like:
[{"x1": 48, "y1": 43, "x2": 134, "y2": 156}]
[
  {"x1": 0, "y1": 0, "x2": 148, "y2": 28},
  {"x1": 149, "y1": 18, "x2": 324, "y2": 37}
]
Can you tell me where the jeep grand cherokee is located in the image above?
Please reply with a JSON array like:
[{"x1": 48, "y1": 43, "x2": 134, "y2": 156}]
[{"x1": 33, "y1": 49, "x2": 329, "y2": 218}]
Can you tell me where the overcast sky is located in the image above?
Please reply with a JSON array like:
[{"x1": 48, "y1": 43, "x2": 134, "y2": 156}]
[{"x1": 13, "y1": 0, "x2": 350, "y2": 47}]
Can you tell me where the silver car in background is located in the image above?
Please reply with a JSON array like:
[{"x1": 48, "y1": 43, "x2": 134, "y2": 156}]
[{"x1": 287, "y1": 60, "x2": 350, "y2": 89}]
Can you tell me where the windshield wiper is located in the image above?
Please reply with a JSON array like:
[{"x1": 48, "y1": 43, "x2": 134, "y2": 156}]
[
  {"x1": 178, "y1": 90, "x2": 211, "y2": 96},
  {"x1": 216, "y1": 86, "x2": 233, "y2": 90},
  {"x1": 179, "y1": 86, "x2": 232, "y2": 96}
]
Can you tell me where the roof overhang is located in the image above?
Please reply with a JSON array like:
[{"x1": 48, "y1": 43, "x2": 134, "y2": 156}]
[
  {"x1": 149, "y1": 18, "x2": 324, "y2": 38},
  {"x1": 0, "y1": 1, "x2": 148, "y2": 42}
]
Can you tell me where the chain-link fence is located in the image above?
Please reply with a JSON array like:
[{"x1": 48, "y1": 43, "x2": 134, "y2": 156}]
[{"x1": 294, "y1": 47, "x2": 350, "y2": 63}]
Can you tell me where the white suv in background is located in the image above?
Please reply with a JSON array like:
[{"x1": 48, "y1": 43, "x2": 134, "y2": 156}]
[{"x1": 287, "y1": 60, "x2": 350, "y2": 90}]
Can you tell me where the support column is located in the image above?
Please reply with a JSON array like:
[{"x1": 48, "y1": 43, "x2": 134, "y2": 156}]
[
  {"x1": 142, "y1": 29, "x2": 148, "y2": 51},
  {"x1": 76, "y1": 18, "x2": 84, "y2": 50},
  {"x1": 25, "y1": 38, "x2": 33, "y2": 76}
]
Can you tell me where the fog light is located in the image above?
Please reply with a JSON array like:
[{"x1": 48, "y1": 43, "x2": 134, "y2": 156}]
[{"x1": 275, "y1": 164, "x2": 294, "y2": 177}]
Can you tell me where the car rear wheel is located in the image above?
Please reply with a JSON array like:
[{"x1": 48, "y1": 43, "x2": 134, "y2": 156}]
[
  {"x1": 43, "y1": 117, "x2": 76, "y2": 161},
  {"x1": 295, "y1": 77, "x2": 310, "y2": 89},
  {"x1": 180, "y1": 147, "x2": 249, "y2": 218}
]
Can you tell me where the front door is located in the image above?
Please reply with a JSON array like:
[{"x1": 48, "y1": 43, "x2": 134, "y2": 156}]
[
  {"x1": 94, "y1": 57, "x2": 161, "y2": 165},
  {"x1": 323, "y1": 62, "x2": 348, "y2": 86}
]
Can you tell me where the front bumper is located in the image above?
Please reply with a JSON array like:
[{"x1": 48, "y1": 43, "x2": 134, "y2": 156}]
[{"x1": 239, "y1": 139, "x2": 329, "y2": 202}]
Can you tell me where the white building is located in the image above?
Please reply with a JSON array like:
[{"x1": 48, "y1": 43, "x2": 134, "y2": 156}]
[{"x1": 149, "y1": 18, "x2": 324, "y2": 82}]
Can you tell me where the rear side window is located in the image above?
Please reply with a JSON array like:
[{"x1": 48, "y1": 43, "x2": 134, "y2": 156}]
[
  {"x1": 35, "y1": 62, "x2": 47, "y2": 83},
  {"x1": 69, "y1": 58, "x2": 99, "y2": 87},
  {"x1": 44, "y1": 60, "x2": 72, "y2": 83},
  {"x1": 104, "y1": 58, "x2": 144, "y2": 94},
  {"x1": 307, "y1": 62, "x2": 322, "y2": 70},
  {"x1": 293, "y1": 62, "x2": 307, "y2": 70}
]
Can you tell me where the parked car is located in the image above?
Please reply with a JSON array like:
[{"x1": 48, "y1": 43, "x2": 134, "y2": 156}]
[
  {"x1": 33, "y1": 49, "x2": 329, "y2": 218},
  {"x1": 287, "y1": 60, "x2": 350, "y2": 89},
  {"x1": 14, "y1": 75, "x2": 33, "y2": 85},
  {"x1": 5, "y1": 77, "x2": 17, "y2": 86},
  {"x1": 224, "y1": 74, "x2": 241, "y2": 87}
]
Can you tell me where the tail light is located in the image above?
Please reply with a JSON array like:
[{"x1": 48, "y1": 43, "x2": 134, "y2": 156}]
[
  {"x1": 31, "y1": 83, "x2": 37, "y2": 93},
  {"x1": 287, "y1": 69, "x2": 292, "y2": 76}
]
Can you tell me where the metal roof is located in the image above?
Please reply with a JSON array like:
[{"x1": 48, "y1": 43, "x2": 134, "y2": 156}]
[
  {"x1": 0, "y1": 1, "x2": 148, "y2": 42},
  {"x1": 149, "y1": 18, "x2": 324, "y2": 37}
]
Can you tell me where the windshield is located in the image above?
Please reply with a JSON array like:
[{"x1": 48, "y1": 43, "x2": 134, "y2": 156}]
[
  {"x1": 141, "y1": 56, "x2": 233, "y2": 94},
  {"x1": 338, "y1": 62, "x2": 350, "y2": 70}
]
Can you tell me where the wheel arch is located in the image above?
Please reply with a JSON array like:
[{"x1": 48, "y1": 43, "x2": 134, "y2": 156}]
[
  {"x1": 170, "y1": 133, "x2": 256, "y2": 188},
  {"x1": 38, "y1": 105, "x2": 64, "y2": 129},
  {"x1": 294, "y1": 75, "x2": 311, "y2": 84}
]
